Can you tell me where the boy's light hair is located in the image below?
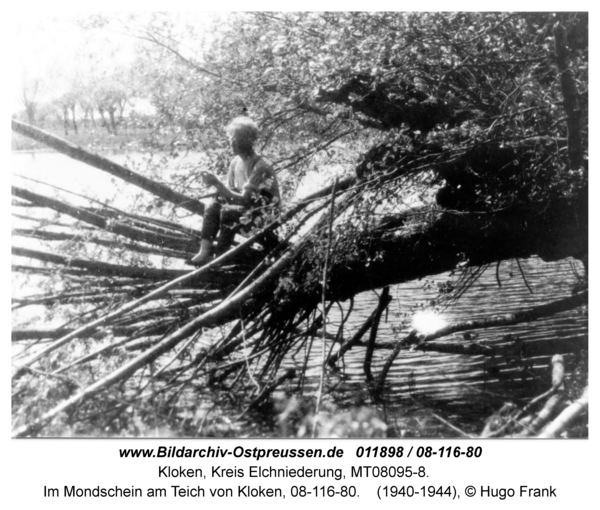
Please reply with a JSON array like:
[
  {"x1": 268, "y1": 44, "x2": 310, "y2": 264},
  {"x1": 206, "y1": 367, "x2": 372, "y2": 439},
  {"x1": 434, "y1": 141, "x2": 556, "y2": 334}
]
[{"x1": 225, "y1": 116, "x2": 259, "y2": 144}]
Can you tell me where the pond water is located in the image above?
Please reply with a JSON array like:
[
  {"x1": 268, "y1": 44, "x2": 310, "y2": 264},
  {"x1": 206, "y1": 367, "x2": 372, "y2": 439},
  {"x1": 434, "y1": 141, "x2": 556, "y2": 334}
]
[
  {"x1": 12, "y1": 151, "x2": 588, "y2": 437},
  {"x1": 312, "y1": 257, "x2": 587, "y2": 435},
  {"x1": 12, "y1": 150, "x2": 205, "y2": 215}
]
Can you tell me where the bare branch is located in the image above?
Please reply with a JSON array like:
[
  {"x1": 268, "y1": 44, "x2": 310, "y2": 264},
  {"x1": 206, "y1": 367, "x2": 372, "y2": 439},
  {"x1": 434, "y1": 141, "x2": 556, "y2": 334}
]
[{"x1": 12, "y1": 120, "x2": 206, "y2": 216}]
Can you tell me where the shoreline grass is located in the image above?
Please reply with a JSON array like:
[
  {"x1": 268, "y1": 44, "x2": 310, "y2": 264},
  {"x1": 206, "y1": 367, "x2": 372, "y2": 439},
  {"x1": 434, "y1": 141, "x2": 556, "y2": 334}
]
[{"x1": 12, "y1": 126, "x2": 154, "y2": 154}]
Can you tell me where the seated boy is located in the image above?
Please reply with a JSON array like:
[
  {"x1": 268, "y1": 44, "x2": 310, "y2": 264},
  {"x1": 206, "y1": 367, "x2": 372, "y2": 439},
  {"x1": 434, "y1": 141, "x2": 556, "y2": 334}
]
[{"x1": 190, "y1": 116, "x2": 280, "y2": 266}]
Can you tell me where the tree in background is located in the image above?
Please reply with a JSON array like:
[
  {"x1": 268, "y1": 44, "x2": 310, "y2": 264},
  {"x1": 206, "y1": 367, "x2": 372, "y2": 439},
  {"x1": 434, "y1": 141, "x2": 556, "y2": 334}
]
[{"x1": 19, "y1": 73, "x2": 44, "y2": 126}]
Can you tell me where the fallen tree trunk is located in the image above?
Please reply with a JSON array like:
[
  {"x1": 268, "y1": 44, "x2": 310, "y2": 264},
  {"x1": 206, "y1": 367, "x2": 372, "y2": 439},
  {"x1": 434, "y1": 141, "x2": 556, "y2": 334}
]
[
  {"x1": 13, "y1": 186, "x2": 199, "y2": 253},
  {"x1": 326, "y1": 200, "x2": 587, "y2": 302}
]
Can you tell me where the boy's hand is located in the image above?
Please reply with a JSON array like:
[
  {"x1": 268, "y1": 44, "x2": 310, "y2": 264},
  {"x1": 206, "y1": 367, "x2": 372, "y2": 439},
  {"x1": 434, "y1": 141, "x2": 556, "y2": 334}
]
[{"x1": 201, "y1": 171, "x2": 221, "y2": 188}]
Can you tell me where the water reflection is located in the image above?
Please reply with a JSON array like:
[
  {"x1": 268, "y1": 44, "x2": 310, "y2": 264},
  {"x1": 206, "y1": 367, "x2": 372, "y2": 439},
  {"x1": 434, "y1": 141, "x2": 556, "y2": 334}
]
[{"x1": 412, "y1": 310, "x2": 448, "y2": 334}]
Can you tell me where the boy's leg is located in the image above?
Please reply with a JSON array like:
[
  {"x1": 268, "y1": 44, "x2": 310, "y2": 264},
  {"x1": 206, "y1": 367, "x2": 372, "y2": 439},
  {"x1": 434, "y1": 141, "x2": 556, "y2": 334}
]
[
  {"x1": 201, "y1": 200, "x2": 222, "y2": 241},
  {"x1": 216, "y1": 206, "x2": 243, "y2": 254},
  {"x1": 189, "y1": 201, "x2": 221, "y2": 264}
]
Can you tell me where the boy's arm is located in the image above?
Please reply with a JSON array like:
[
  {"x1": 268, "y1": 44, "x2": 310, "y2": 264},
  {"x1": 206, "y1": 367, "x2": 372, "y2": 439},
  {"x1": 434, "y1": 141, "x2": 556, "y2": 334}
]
[
  {"x1": 201, "y1": 171, "x2": 252, "y2": 206},
  {"x1": 216, "y1": 183, "x2": 253, "y2": 206}
]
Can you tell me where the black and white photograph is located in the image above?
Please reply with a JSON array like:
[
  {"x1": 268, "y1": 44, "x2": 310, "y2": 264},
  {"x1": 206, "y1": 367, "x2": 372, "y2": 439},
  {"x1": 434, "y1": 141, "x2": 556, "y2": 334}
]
[{"x1": 11, "y1": 11, "x2": 588, "y2": 440}]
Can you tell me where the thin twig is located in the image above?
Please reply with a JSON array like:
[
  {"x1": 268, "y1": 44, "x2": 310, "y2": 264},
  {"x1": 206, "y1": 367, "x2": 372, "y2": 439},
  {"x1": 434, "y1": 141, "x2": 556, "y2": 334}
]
[
  {"x1": 313, "y1": 179, "x2": 337, "y2": 437},
  {"x1": 515, "y1": 258, "x2": 534, "y2": 294}
]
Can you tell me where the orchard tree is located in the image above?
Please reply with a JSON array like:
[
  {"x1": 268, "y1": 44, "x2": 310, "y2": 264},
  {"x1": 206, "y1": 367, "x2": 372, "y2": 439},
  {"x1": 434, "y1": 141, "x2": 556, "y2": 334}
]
[
  {"x1": 53, "y1": 91, "x2": 79, "y2": 135},
  {"x1": 19, "y1": 73, "x2": 44, "y2": 126}
]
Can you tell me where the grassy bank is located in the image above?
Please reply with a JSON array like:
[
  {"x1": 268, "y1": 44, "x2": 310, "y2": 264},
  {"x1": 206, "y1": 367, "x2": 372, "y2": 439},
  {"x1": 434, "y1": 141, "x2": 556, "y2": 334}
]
[{"x1": 12, "y1": 126, "x2": 154, "y2": 153}]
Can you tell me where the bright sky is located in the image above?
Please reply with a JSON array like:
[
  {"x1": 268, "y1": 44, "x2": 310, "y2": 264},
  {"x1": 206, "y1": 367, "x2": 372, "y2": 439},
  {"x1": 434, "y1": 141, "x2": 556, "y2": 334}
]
[
  {"x1": 10, "y1": 13, "x2": 134, "y2": 112},
  {"x1": 9, "y1": 11, "x2": 224, "y2": 115}
]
